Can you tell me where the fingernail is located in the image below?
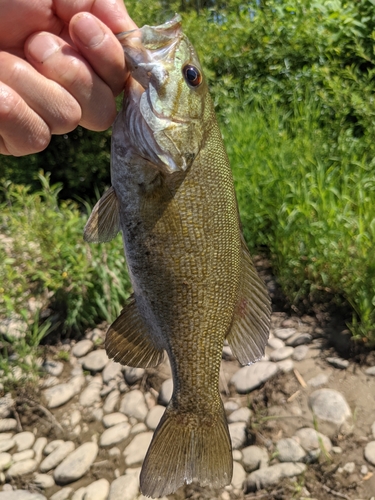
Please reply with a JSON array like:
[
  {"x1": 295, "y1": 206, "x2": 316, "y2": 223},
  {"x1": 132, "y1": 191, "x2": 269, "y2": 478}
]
[
  {"x1": 74, "y1": 14, "x2": 105, "y2": 48},
  {"x1": 28, "y1": 33, "x2": 61, "y2": 63}
]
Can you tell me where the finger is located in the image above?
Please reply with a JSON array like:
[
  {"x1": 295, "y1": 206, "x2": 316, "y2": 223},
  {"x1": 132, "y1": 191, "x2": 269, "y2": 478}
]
[
  {"x1": 69, "y1": 13, "x2": 127, "y2": 96},
  {"x1": 0, "y1": 52, "x2": 81, "y2": 135},
  {"x1": 25, "y1": 32, "x2": 117, "y2": 131},
  {"x1": 0, "y1": 82, "x2": 51, "y2": 156}
]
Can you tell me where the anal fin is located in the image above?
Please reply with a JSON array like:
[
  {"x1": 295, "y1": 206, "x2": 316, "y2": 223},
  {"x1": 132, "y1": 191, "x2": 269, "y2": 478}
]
[
  {"x1": 84, "y1": 186, "x2": 120, "y2": 243},
  {"x1": 105, "y1": 297, "x2": 164, "y2": 368},
  {"x1": 226, "y1": 235, "x2": 271, "y2": 365}
]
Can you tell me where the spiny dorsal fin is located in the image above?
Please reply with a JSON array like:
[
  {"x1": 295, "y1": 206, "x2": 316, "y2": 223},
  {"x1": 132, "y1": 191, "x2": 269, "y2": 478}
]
[
  {"x1": 105, "y1": 297, "x2": 164, "y2": 368},
  {"x1": 226, "y1": 235, "x2": 271, "y2": 365},
  {"x1": 84, "y1": 186, "x2": 120, "y2": 243}
]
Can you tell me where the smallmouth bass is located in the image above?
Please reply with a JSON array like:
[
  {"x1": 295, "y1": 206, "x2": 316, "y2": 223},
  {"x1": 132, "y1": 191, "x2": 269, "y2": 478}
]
[{"x1": 84, "y1": 15, "x2": 271, "y2": 498}]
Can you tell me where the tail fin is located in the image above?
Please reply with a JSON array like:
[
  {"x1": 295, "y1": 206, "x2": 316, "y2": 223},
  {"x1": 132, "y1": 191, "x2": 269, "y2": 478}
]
[{"x1": 140, "y1": 403, "x2": 232, "y2": 498}]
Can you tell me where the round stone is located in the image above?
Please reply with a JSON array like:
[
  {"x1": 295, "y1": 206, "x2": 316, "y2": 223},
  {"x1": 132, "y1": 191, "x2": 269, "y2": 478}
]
[
  {"x1": 102, "y1": 413, "x2": 128, "y2": 428},
  {"x1": 229, "y1": 422, "x2": 247, "y2": 449},
  {"x1": 231, "y1": 362, "x2": 279, "y2": 393},
  {"x1": 293, "y1": 428, "x2": 332, "y2": 452},
  {"x1": 292, "y1": 345, "x2": 309, "y2": 361},
  {"x1": 43, "y1": 360, "x2": 64, "y2": 377},
  {"x1": 14, "y1": 431, "x2": 35, "y2": 452},
  {"x1": 123, "y1": 432, "x2": 153, "y2": 466},
  {"x1": 0, "y1": 396, "x2": 14, "y2": 419},
  {"x1": 54, "y1": 442, "x2": 98, "y2": 485},
  {"x1": 81, "y1": 350, "x2": 109, "y2": 372},
  {"x1": 0, "y1": 439, "x2": 15, "y2": 453},
  {"x1": 79, "y1": 375, "x2": 102, "y2": 407},
  {"x1": 273, "y1": 328, "x2": 296, "y2": 340},
  {"x1": 0, "y1": 492, "x2": 46, "y2": 500},
  {"x1": 267, "y1": 337, "x2": 285, "y2": 350},
  {"x1": 286, "y1": 333, "x2": 312, "y2": 346},
  {"x1": 12, "y1": 450, "x2": 34, "y2": 462},
  {"x1": 103, "y1": 390, "x2": 120, "y2": 414},
  {"x1": 72, "y1": 339, "x2": 94, "y2": 358},
  {"x1": 50, "y1": 487, "x2": 73, "y2": 500},
  {"x1": 0, "y1": 419, "x2": 17, "y2": 432},
  {"x1": 364, "y1": 441, "x2": 375, "y2": 466},
  {"x1": 33, "y1": 437, "x2": 47, "y2": 463},
  {"x1": 108, "y1": 474, "x2": 139, "y2": 500},
  {"x1": 365, "y1": 366, "x2": 375, "y2": 376},
  {"x1": 6, "y1": 459, "x2": 38, "y2": 477},
  {"x1": 158, "y1": 379, "x2": 173, "y2": 406},
  {"x1": 120, "y1": 390, "x2": 148, "y2": 421},
  {"x1": 309, "y1": 389, "x2": 351, "y2": 425},
  {"x1": 245, "y1": 463, "x2": 306, "y2": 491},
  {"x1": 326, "y1": 357, "x2": 349, "y2": 369},
  {"x1": 0, "y1": 452, "x2": 11, "y2": 472},
  {"x1": 231, "y1": 461, "x2": 246, "y2": 489},
  {"x1": 84, "y1": 478, "x2": 110, "y2": 500},
  {"x1": 33, "y1": 473, "x2": 55, "y2": 489},
  {"x1": 43, "y1": 383, "x2": 76, "y2": 408},
  {"x1": 40, "y1": 442, "x2": 75, "y2": 472},
  {"x1": 44, "y1": 440, "x2": 64, "y2": 455},
  {"x1": 269, "y1": 347, "x2": 294, "y2": 362},
  {"x1": 242, "y1": 445, "x2": 269, "y2": 471},
  {"x1": 277, "y1": 359, "x2": 294, "y2": 373},
  {"x1": 308, "y1": 373, "x2": 328, "y2": 388},
  {"x1": 123, "y1": 367, "x2": 145, "y2": 385},
  {"x1": 276, "y1": 438, "x2": 306, "y2": 462},
  {"x1": 227, "y1": 407, "x2": 252, "y2": 424},
  {"x1": 99, "y1": 422, "x2": 131, "y2": 447},
  {"x1": 102, "y1": 361, "x2": 122, "y2": 384},
  {"x1": 145, "y1": 405, "x2": 165, "y2": 430}
]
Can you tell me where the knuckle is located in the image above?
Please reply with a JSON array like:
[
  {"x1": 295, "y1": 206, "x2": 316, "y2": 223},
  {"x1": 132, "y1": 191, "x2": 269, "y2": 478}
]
[{"x1": 50, "y1": 96, "x2": 82, "y2": 134}]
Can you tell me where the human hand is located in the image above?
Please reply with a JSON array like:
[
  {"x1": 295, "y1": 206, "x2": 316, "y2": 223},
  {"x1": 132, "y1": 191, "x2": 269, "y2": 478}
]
[{"x1": 0, "y1": 0, "x2": 137, "y2": 156}]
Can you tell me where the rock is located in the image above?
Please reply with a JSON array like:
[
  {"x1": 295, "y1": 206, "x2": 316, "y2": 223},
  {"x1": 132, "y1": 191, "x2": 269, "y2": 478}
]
[
  {"x1": 326, "y1": 357, "x2": 349, "y2": 369},
  {"x1": 92, "y1": 408, "x2": 103, "y2": 422},
  {"x1": 267, "y1": 338, "x2": 285, "y2": 350},
  {"x1": 286, "y1": 333, "x2": 312, "y2": 346},
  {"x1": 360, "y1": 465, "x2": 369, "y2": 475},
  {"x1": 342, "y1": 462, "x2": 355, "y2": 473},
  {"x1": 365, "y1": 366, "x2": 375, "y2": 376},
  {"x1": 100, "y1": 380, "x2": 117, "y2": 398},
  {"x1": 102, "y1": 413, "x2": 128, "y2": 428},
  {"x1": 70, "y1": 410, "x2": 81, "y2": 428},
  {"x1": 70, "y1": 374, "x2": 86, "y2": 394},
  {"x1": 108, "y1": 474, "x2": 139, "y2": 500},
  {"x1": 102, "y1": 361, "x2": 122, "y2": 384},
  {"x1": 103, "y1": 390, "x2": 120, "y2": 414},
  {"x1": 72, "y1": 487, "x2": 86, "y2": 500},
  {"x1": 273, "y1": 328, "x2": 296, "y2": 340},
  {"x1": 229, "y1": 422, "x2": 247, "y2": 449},
  {"x1": 308, "y1": 373, "x2": 328, "y2": 388},
  {"x1": 276, "y1": 438, "x2": 306, "y2": 462},
  {"x1": 43, "y1": 360, "x2": 64, "y2": 377},
  {"x1": 44, "y1": 440, "x2": 64, "y2": 455},
  {"x1": 332, "y1": 446, "x2": 342, "y2": 454},
  {"x1": 120, "y1": 390, "x2": 148, "y2": 421},
  {"x1": 269, "y1": 346, "x2": 294, "y2": 362},
  {"x1": 145, "y1": 405, "x2": 165, "y2": 430},
  {"x1": 0, "y1": 492, "x2": 46, "y2": 500},
  {"x1": 84, "y1": 478, "x2": 110, "y2": 500},
  {"x1": 0, "y1": 439, "x2": 15, "y2": 452},
  {"x1": 50, "y1": 488, "x2": 73, "y2": 500},
  {"x1": 12, "y1": 450, "x2": 34, "y2": 462},
  {"x1": 231, "y1": 362, "x2": 279, "y2": 393},
  {"x1": 108, "y1": 447, "x2": 121, "y2": 457},
  {"x1": 131, "y1": 423, "x2": 148, "y2": 435},
  {"x1": 232, "y1": 461, "x2": 246, "y2": 489},
  {"x1": 245, "y1": 462, "x2": 306, "y2": 491},
  {"x1": 72, "y1": 339, "x2": 94, "y2": 358},
  {"x1": 0, "y1": 453, "x2": 11, "y2": 472},
  {"x1": 0, "y1": 433, "x2": 13, "y2": 441},
  {"x1": 309, "y1": 389, "x2": 351, "y2": 425},
  {"x1": 242, "y1": 446, "x2": 269, "y2": 471},
  {"x1": 277, "y1": 359, "x2": 294, "y2": 373},
  {"x1": 40, "y1": 442, "x2": 75, "y2": 473},
  {"x1": 100, "y1": 422, "x2": 131, "y2": 447},
  {"x1": 79, "y1": 375, "x2": 102, "y2": 407},
  {"x1": 41, "y1": 376, "x2": 60, "y2": 388},
  {"x1": 0, "y1": 418, "x2": 17, "y2": 432},
  {"x1": 293, "y1": 428, "x2": 332, "y2": 452},
  {"x1": 54, "y1": 442, "x2": 98, "y2": 485},
  {"x1": 44, "y1": 383, "x2": 76, "y2": 408},
  {"x1": 227, "y1": 407, "x2": 252, "y2": 424},
  {"x1": 33, "y1": 473, "x2": 55, "y2": 489},
  {"x1": 364, "y1": 441, "x2": 375, "y2": 466},
  {"x1": 123, "y1": 432, "x2": 153, "y2": 466},
  {"x1": 224, "y1": 401, "x2": 239, "y2": 412},
  {"x1": 13, "y1": 431, "x2": 35, "y2": 452},
  {"x1": 0, "y1": 317, "x2": 27, "y2": 340},
  {"x1": 6, "y1": 459, "x2": 38, "y2": 477},
  {"x1": 0, "y1": 395, "x2": 14, "y2": 418},
  {"x1": 124, "y1": 367, "x2": 145, "y2": 385},
  {"x1": 292, "y1": 345, "x2": 309, "y2": 361},
  {"x1": 158, "y1": 379, "x2": 173, "y2": 406},
  {"x1": 82, "y1": 350, "x2": 109, "y2": 372},
  {"x1": 232, "y1": 450, "x2": 242, "y2": 461}
]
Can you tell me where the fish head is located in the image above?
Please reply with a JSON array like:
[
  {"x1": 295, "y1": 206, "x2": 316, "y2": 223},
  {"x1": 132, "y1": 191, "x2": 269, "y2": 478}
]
[{"x1": 117, "y1": 15, "x2": 208, "y2": 173}]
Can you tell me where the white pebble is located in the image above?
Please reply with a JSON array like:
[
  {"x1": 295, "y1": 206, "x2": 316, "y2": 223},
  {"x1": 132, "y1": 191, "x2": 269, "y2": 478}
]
[{"x1": 13, "y1": 432, "x2": 35, "y2": 452}]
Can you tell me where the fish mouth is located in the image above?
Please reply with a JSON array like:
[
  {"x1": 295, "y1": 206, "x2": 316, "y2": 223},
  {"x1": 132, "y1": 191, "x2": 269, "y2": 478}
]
[{"x1": 116, "y1": 14, "x2": 182, "y2": 47}]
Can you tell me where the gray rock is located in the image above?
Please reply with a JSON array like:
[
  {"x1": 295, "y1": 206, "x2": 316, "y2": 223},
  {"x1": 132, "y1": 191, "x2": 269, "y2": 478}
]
[
  {"x1": 0, "y1": 452, "x2": 11, "y2": 471},
  {"x1": 224, "y1": 401, "x2": 239, "y2": 412},
  {"x1": 79, "y1": 374, "x2": 102, "y2": 407},
  {"x1": 308, "y1": 373, "x2": 328, "y2": 388},
  {"x1": 277, "y1": 359, "x2": 294, "y2": 373},
  {"x1": 145, "y1": 405, "x2": 165, "y2": 430},
  {"x1": 72, "y1": 487, "x2": 86, "y2": 500},
  {"x1": 12, "y1": 450, "x2": 34, "y2": 462},
  {"x1": 245, "y1": 462, "x2": 306, "y2": 491},
  {"x1": 124, "y1": 367, "x2": 145, "y2": 385},
  {"x1": 43, "y1": 360, "x2": 64, "y2": 377},
  {"x1": 158, "y1": 379, "x2": 173, "y2": 406},
  {"x1": 364, "y1": 441, "x2": 375, "y2": 466},
  {"x1": 50, "y1": 488, "x2": 73, "y2": 500},
  {"x1": 232, "y1": 461, "x2": 246, "y2": 489},
  {"x1": 102, "y1": 412, "x2": 128, "y2": 428},
  {"x1": 273, "y1": 328, "x2": 296, "y2": 340},
  {"x1": 326, "y1": 357, "x2": 349, "y2": 369},
  {"x1": 227, "y1": 407, "x2": 252, "y2": 424},
  {"x1": 33, "y1": 473, "x2": 55, "y2": 489},
  {"x1": 44, "y1": 440, "x2": 64, "y2": 455},
  {"x1": 365, "y1": 366, "x2": 375, "y2": 376},
  {"x1": 6, "y1": 459, "x2": 38, "y2": 477},
  {"x1": 123, "y1": 432, "x2": 153, "y2": 466},
  {"x1": 309, "y1": 389, "x2": 351, "y2": 425},
  {"x1": 269, "y1": 346, "x2": 294, "y2": 362},
  {"x1": 292, "y1": 345, "x2": 309, "y2": 361},
  {"x1": 0, "y1": 317, "x2": 27, "y2": 340},
  {"x1": 70, "y1": 374, "x2": 86, "y2": 394},
  {"x1": 267, "y1": 337, "x2": 285, "y2": 350},
  {"x1": 0, "y1": 418, "x2": 17, "y2": 432},
  {"x1": 82, "y1": 350, "x2": 109, "y2": 372},
  {"x1": 102, "y1": 361, "x2": 122, "y2": 384},
  {"x1": 293, "y1": 428, "x2": 332, "y2": 452},
  {"x1": 40, "y1": 442, "x2": 75, "y2": 472},
  {"x1": 231, "y1": 362, "x2": 279, "y2": 393},
  {"x1": 286, "y1": 333, "x2": 312, "y2": 346},
  {"x1": 14, "y1": 431, "x2": 35, "y2": 451},
  {"x1": 84, "y1": 478, "x2": 110, "y2": 500},
  {"x1": 100, "y1": 380, "x2": 118, "y2": 398},
  {"x1": 120, "y1": 390, "x2": 148, "y2": 421},
  {"x1": 100, "y1": 422, "x2": 131, "y2": 447},
  {"x1": 0, "y1": 439, "x2": 15, "y2": 452},
  {"x1": 0, "y1": 491, "x2": 46, "y2": 500},
  {"x1": 242, "y1": 446, "x2": 269, "y2": 471},
  {"x1": 72, "y1": 339, "x2": 94, "y2": 358},
  {"x1": 108, "y1": 474, "x2": 139, "y2": 500},
  {"x1": 229, "y1": 422, "x2": 247, "y2": 449},
  {"x1": 103, "y1": 389, "x2": 120, "y2": 414},
  {"x1": 0, "y1": 395, "x2": 14, "y2": 418},
  {"x1": 44, "y1": 383, "x2": 76, "y2": 408},
  {"x1": 54, "y1": 442, "x2": 98, "y2": 485},
  {"x1": 276, "y1": 438, "x2": 306, "y2": 462}
]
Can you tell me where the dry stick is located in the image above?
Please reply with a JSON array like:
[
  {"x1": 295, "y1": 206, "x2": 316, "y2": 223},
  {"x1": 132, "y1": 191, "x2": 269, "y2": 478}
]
[
  {"x1": 12, "y1": 405, "x2": 23, "y2": 432},
  {"x1": 17, "y1": 397, "x2": 64, "y2": 434},
  {"x1": 293, "y1": 368, "x2": 307, "y2": 388},
  {"x1": 321, "y1": 484, "x2": 350, "y2": 500}
]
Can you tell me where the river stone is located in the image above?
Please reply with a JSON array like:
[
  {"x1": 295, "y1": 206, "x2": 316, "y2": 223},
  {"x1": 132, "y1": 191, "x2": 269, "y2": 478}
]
[
  {"x1": 108, "y1": 474, "x2": 139, "y2": 500},
  {"x1": 0, "y1": 438, "x2": 15, "y2": 452},
  {"x1": 100, "y1": 422, "x2": 131, "y2": 447},
  {"x1": 0, "y1": 418, "x2": 17, "y2": 431},
  {"x1": 43, "y1": 360, "x2": 64, "y2": 377},
  {"x1": 6, "y1": 458, "x2": 38, "y2": 477},
  {"x1": 0, "y1": 492, "x2": 46, "y2": 500},
  {"x1": 44, "y1": 440, "x2": 64, "y2": 455},
  {"x1": 308, "y1": 373, "x2": 328, "y2": 388},
  {"x1": 54, "y1": 442, "x2": 98, "y2": 485},
  {"x1": 71, "y1": 487, "x2": 86, "y2": 500},
  {"x1": 79, "y1": 374, "x2": 102, "y2": 407},
  {"x1": 267, "y1": 337, "x2": 285, "y2": 350},
  {"x1": 277, "y1": 359, "x2": 294, "y2": 373},
  {"x1": 103, "y1": 390, "x2": 120, "y2": 414},
  {"x1": 242, "y1": 445, "x2": 269, "y2": 471},
  {"x1": 292, "y1": 345, "x2": 309, "y2": 361},
  {"x1": 12, "y1": 449, "x2": 34, "y2": 462},
  {"x1": 70, "y1": 374, "x2": 86, "y2": 394},
  {"x1": 123, "y1": 432, "x2": 153, "y2": 466},
  {"x1": 120, "y1": 390, "x2": 148, "y2": 421},
  {"x1": 229, "y1": 422, "x2": 247, "y2": 449},
  {"x1": 0, "y1": 432, "x2": 13, "y2": 441},
  {"x1": 224, "y1": 401, "x2": 239, "y2": 412},
  {"x1": 276, "y1": 438, "x2": 306, "y2": 462},
  {"x1": 102, "y1": 412, "x2": 128, "y2": 428},
  {"x1": 102, "y1": 361, "x2": 122, "y2": 384},
  {"x1": 365, "y1": 366, "x2": 375, "y2": 376},
  {"x1": 269, "y1": 346, "x2": 294, "y2": 362},
  {"x1": 309, "y1": 389, "x2": 351, "y2": 425},
  {"x1": 14, "y1": 431, "x2": 35, "y2": 451},
  {"x1": 72, "y1": 339, "x2": 94, "y2": 358},
  {"x1": 286, "y1": 333, "x2": 312, "y2": 346},
  {"x1": 326, "y1": 357, "x2": 349, "y2": 369},
  {"x1": 232, "y1": 461, "x2": 246, "y2": 489},
  {"x1": 124, "y1": 367, "x2": 145, "y2": 385},
  {"x1": 50, "y1": 488, "x2": 73, "y2": 500},
  {"x1": 44, "y1": 383, "x2": 76, "y2": 408},
  {"x1": 145, "y1": 405, "x2": 165, "y2": 430},
  {"x1": 158, "y1": 378, "x2": 173, "y2": 406},
  {"x1": 231, "y1": 362, "x2": 279, "y2": 393},
  {"x1": 40, "y1": 442, "x2": 75, "y2": 472},
  {"x1": 228, "y1": 407, "x2": 252, "y2": 424},
  {"x1": 364, "y1": 441, "x2": 375, "y2": 466},
  {"x1": 293, "y1": 428, "x2": 332, "y2": 452},
  {"x1": 245, "y1": 462, "x2": 306, "y2": 491},
  {"x1": 273, "y1": 328, "x2": 296, "y2": 340},
  {"x1": 33, "y1": 473, "x2": 55, "y2": 488},
  {"x1": 84, "y1": 478, "x2": 110, "y2": 500},
  {"x1": 70, "y1": 410, "x2": 81, "y2": 428},
  {"x1": 130, "y1": 423, "x2": 148, "y2": 435},
  {"x1": 0, "y1": 452, "x2": 11, "y2": 471},
  {"x1": 0, "y1": 395, "x2": 14, "y2": 418},
  {"x1": 82, "y1": 350, "x2": 109, "y2": 372}
]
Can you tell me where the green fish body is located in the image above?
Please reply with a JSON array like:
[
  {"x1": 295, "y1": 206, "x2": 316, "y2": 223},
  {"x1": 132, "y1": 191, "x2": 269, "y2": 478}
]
[{"x1": 84, "y1": 15, "x2": 271, "y2": 498}]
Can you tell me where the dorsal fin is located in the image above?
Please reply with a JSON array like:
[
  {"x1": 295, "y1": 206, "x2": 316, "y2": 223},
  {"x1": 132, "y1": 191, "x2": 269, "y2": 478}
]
[
  {"x1": 84, "y1": 186, "x2": 120, "y2": 243},
  {"x1": 226, "y1": 236, "x2": 271, "y2": 365},
  {"x1": 105, "y1": 297, "x2": 164, "y2": 368}
]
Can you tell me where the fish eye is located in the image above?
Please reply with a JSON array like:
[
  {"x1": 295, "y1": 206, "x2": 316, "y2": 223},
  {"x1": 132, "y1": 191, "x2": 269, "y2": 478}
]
[{"x1": 183, "y1": 65, "x2": 202, "y2": 88}]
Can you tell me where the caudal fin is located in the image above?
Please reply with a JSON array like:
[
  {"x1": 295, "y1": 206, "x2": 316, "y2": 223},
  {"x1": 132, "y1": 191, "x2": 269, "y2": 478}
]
[{"x1": 140, "y1": 403, "x2": 232, "y2": 498}]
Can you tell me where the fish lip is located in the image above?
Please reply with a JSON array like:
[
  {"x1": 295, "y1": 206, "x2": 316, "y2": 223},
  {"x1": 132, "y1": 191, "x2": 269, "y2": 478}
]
[{"x1": 115, "y1": 14, "x2": 182, "y2": 41}]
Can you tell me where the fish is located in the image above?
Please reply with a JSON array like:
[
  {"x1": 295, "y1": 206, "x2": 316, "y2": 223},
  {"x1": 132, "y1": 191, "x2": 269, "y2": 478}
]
[{"x1": 84, "y1": 14, "x2": 271, "y2": 498}]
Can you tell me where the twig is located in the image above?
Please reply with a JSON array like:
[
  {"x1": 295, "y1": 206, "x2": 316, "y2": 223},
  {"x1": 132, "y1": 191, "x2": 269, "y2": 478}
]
[
  {"x1": 293, "y1": 369, "x2": 307, "y2": 388},
  {"x1": 321, "y1": 484, "x2": 350, "y2": 499},
  {"x1": 16, "y1": 397, "x2": 64, "y2": 434},
  {"x1": 287, "y1": 390, "x2": 300, "y2": 402},
  {"x1": 12, "y1": 405, "x2": 23, "y2": 432}
]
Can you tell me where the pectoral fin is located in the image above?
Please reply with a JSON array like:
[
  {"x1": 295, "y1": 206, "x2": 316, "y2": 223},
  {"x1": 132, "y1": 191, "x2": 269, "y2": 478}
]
[
  {"x1": 226, "y1": 236, "x2": 271, "y2": 365},
  {"x1": 106, "y1": 297, "x2": 164, "y2": 368},
  {"x1": 84, "y1": 186, "x2": 120, "y2": 243}
]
